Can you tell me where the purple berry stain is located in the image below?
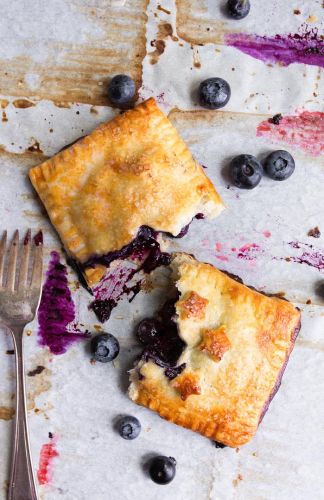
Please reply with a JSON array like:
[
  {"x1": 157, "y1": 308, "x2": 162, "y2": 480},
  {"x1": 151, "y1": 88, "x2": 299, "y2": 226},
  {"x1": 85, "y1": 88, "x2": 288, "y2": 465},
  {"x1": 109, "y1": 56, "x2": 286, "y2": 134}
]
[
  {"x1": 287, "y1": 241, "x2": 324, "y2": 272},
  {"x1": 38, "y1": 251, "x2": 87, "y2": 355},
  {"x1": 225, "y1": 25, "x2": 324, "y2": 68}
]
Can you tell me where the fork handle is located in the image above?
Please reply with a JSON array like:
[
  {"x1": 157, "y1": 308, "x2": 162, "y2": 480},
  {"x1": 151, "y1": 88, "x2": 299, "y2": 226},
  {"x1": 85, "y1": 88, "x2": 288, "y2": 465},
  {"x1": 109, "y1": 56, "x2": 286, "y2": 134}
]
[{"x1": 8, "y1": 326, "x2": 38, "y2": 500}]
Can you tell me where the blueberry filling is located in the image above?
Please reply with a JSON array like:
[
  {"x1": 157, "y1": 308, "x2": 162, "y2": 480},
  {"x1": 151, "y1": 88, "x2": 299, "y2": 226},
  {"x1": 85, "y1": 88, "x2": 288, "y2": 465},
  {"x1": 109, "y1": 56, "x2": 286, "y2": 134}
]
[
  {"x1": 84, "y1": 216, "x2": 204, "y2": 271},
  {"x1": 136, "y1": 295, "x2": 186, "y2": 380},
  {"x1": 83, "y1": 226, "x2": 170, "y2": 270},
  {"x1": 84, "y1": 216, "x2": 205, "y2": 322}
]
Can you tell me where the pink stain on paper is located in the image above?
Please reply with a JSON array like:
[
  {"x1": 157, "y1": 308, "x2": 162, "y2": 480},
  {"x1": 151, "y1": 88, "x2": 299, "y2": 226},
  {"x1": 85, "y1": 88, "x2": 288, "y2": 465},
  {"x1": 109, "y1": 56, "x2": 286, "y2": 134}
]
[
  {"x1": 216, "y1": 255, "x2": 229, "y2": 262},
  {"x1": 225, "y1": 26, "x2": 324, "y2": 68},
  {"x1": 237, "y1": 243, "x2": 263, "y2": 261},
  {"x1": 257, "y1": 111, "x2": 324, "y2": 156},
  {"x1": 214, "y1": 241, "x2": 264, "y2": 264},
  {"x1": 215, "y1": 242, "x2": 222, "y2": 252},
  {"x1": 37, "y1": 435, "x2": 59, "y2": 486},
  {"x1": 263, "y1": 231, "x2": 271, "y2": 238}
]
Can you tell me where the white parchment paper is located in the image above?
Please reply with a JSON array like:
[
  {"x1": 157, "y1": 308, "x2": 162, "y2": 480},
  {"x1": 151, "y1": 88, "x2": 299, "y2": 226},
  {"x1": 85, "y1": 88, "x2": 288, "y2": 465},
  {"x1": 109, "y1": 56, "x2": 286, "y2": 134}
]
[{"x1": 0, "y1": 0, "x2": 324, "y2": 499}]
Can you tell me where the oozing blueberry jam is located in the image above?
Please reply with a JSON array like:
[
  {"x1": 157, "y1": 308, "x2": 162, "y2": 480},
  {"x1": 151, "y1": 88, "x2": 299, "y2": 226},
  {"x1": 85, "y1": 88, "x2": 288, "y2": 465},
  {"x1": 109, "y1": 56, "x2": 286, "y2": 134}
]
[
  {"x1": 136, "y1": 295, "x2": 186, "y2": 380},
  {"x1": 86, "y1": 217, "x2": 205, "y2": 322},
  {"x1": 84, "y1": 226, "x2": 170, "y2": 269}
]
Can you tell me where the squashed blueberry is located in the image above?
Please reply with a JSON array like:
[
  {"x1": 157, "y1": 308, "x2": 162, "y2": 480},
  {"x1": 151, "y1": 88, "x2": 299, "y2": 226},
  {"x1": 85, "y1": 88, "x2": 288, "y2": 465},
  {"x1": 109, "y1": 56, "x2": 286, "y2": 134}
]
[
  {"x1": 264, "y1": 150, "x2": 295, "y2": 181},
  {"x1": 108, "y1": 74, "x2": 136, "y2": 105},
  {"x1": 226, "y1": 0, "x2": 250, "y2": 19},
  {"x1": 137, "y1": 319, "x2": 160, "y2": 344},
  {"x1": 149, "y1": 456, "x2": 177, "y2": 485},
  {"x1": 199, "y1": 78, "x2": 231, "y2": 109},
  {"x1": 91, "y1": 333, "x2": 119, "y2": 363},
  {"x1": 118, "y1": 416, "x2": 141, "y2": 440},
  {"x1": 230, "y1": 154, "x2": 263, "y2": 189}
]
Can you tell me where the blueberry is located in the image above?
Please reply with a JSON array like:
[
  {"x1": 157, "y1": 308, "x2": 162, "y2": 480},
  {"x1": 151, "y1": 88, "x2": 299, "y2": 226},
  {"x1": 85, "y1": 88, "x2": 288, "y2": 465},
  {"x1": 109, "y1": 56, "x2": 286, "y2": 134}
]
[
  {"x1": 229, "y1": 154, "x2": 263, "y2": 189},
  {"x1": 149, "y1": 456, "x2": 176, "y2": 485},
  {"x1": 137, "y1": 319, "x2": 160, "y2": 345},
  {"x1": 91, "y1": 333, "x2": 119, "y2": 362},
  {"x1": 108, "y1": 74, "x2": 136, "y2": 105},
  {"x1": 226, "y1": 0, "x2": 250, "y2": 19},
  {"x1": 264, "y1": 150, "x2": 295, "y2": 181},
  {"x1": 199, "y1": 78, "x2": 231, "y2": 110},
  {"x1": 118, "y1": 416, "x2": 141, "y2": 440},
  {"x1": 159, "y1": 299, "x2": 177, "y2": 325}
]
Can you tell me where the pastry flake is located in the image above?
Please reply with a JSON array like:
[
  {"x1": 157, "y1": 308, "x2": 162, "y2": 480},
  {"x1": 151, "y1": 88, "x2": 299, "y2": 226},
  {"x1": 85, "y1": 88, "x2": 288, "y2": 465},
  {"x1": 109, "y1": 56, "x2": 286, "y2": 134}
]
[
  {"x1": 129, "y1": 253, "x2": 301, "y2": 447},
  {"x1": 177, "y1": 291, "x2": 209, "y2": 320},
  {"x1": 171, "y1": 371, "x2": 201, "y2": 401},
  {"x1": 200, "y1": 325, "x2": 231, "y2": 361},
  {"x1": 29, "y1": 99, "x2": 224, "y2": 285}
]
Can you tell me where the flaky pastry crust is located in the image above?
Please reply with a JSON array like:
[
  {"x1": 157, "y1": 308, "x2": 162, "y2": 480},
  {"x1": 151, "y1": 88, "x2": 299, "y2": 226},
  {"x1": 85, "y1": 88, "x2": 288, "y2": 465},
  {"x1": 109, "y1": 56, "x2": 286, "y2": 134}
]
[
  {"x1": 129, "y1": 254, "x2": 301, "y2": 447},
  {"x1": 29, "y1": 99, "x2": 224, "y2": 284}
]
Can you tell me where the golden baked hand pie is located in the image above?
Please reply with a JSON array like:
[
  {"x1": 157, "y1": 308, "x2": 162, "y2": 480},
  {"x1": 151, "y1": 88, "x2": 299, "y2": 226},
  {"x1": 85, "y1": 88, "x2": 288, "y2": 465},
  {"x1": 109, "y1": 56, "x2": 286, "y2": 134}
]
[
  {"x1": 129, "y1": 253, "x2": 301, "y2": 447},
  {"x1": 29, "y1": 98, "x2": 224, "y2": 287}
]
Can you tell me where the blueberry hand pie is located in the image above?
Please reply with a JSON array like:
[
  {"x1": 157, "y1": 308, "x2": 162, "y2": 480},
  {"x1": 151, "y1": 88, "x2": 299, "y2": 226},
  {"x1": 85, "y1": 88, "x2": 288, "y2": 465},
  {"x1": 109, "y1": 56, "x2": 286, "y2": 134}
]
[
  {"x1": 129, "y1": 253, "x2": 301, "y2": 447},
  {"x1": 29, "y1": 99, "x2": 224, "y2": 287}
]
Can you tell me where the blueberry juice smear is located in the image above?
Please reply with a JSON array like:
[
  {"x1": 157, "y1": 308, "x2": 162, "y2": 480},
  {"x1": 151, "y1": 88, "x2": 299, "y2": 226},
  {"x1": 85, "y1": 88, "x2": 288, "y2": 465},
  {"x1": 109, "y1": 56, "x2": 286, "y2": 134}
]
[
  {"x1": 38, "y1": 251, "x2": 87, "y2": 355},
  {"x1": 136, "y1": 296, "x2": 186, "y2": 380}
]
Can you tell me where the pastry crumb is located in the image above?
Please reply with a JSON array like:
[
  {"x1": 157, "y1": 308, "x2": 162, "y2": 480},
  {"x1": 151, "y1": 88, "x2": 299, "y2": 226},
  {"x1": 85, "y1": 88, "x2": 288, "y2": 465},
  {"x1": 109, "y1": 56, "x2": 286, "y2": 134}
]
[{"x1": 308, "y1": 226, "x2": 321, "y2": 238}]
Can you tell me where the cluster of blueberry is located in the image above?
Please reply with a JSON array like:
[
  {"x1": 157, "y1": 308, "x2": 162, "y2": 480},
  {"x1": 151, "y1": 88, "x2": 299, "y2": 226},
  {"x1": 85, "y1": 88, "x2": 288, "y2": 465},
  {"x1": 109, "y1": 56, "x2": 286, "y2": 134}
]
[
  {"x1": 230, "y1": 150, "x2": 295, "y2": 189},
  {"x1": 91, "y1": 333, "x2": 177, "y2": 484},
  {"x1": 107, "y1": 73, "x2": 296, "y2": 191}
]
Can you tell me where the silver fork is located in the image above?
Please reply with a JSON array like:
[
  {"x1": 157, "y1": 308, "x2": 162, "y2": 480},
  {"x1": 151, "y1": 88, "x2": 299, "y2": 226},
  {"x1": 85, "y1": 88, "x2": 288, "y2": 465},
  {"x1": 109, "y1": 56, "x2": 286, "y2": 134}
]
[{"x1": 0, "y1": 230, "x2": 43, "y2": 500}]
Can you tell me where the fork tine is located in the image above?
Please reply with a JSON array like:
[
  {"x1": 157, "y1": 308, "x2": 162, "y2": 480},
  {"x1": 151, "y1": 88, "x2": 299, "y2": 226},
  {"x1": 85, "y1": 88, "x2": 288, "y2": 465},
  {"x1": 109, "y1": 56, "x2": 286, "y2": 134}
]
[
  {"x1": 31, "y1": 235, "x2": 43, "y2": 289},
  {"x1": 0, "y1": 230, "x2": 7, "y2": 287},
  {"x1": 6, "y1": 230, "x2": 19, "y2": 291},
  {"x1": 18, "y1": 229, "x2": 31, "y2": 291}
]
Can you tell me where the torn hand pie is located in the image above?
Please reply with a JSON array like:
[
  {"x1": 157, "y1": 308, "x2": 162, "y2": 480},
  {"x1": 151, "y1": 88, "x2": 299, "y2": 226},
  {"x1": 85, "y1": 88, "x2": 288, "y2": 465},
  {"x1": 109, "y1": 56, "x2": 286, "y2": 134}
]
[
  {"x1": 29, "y1": 98, "x2": 224, "y2": 287},
  {"x1": 129, "y1": 253, "x2": 301, "y2": 447}
]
